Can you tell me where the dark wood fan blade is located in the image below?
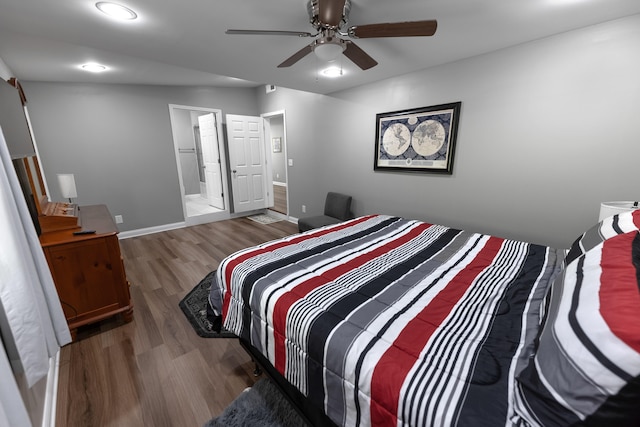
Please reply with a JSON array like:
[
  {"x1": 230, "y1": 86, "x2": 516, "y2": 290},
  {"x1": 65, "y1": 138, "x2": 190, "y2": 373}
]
[
  {"x1": 343, "y1": 41, "x2": 377, "y2": 70},
  {"x1": 318, "y1": 0, "x2": 346, "y2": 27},
  {"x1": 350, "y1": 20, "x2": 437, "y2": 38},
  {"x1": 226, "y1": 29, "x2": 312, "y2": 37},
  {"x1": 278, "y1": 44, "x2": 314, "y2": 68}
]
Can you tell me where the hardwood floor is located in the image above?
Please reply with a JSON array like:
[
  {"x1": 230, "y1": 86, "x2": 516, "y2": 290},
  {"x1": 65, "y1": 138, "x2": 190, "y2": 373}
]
[
  {"x1": 272, "y1": 184, "x2": 287, "y2": 215},
  {"x1": 55, "y1": 217, "x2": 299, "y2": 427}
]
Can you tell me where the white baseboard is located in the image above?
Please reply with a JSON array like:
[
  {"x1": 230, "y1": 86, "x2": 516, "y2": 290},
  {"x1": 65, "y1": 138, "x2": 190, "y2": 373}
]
[
  {"x1": 117, "y1": 213, "x2": 299, "y2": 240},
  {"x1": 118, "y1": 222, "x2": 186, "y2": 239},
  {"x1": 42, "y1": 350, "x2": 61, "y2": 427}
]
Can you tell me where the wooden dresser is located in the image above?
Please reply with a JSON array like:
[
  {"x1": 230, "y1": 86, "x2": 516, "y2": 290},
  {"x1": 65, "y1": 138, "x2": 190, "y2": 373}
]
[{"x1": 39, "y1": 204, "x2": 133, "y2": 340}]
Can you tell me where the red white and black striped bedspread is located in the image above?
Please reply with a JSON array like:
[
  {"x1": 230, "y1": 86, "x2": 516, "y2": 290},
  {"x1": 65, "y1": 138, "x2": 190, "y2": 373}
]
[{"x1": 209, "y1": 215, "x2": 563, "y2": 427}]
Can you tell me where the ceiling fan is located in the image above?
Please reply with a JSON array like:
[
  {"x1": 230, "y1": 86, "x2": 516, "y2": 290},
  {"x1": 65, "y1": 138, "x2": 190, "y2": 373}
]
[{"x1": 226, "y1": 0, "x2": 437, "y2": 70}]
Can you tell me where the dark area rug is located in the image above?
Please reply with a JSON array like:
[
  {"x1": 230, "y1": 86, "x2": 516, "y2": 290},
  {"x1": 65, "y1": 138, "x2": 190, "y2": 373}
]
[
  {"x1": 179, "y1": 270, "x2": 236, "y2": 338},
  {"x1": 203, "y1": 378, "x2": 309, "y2": 427}
]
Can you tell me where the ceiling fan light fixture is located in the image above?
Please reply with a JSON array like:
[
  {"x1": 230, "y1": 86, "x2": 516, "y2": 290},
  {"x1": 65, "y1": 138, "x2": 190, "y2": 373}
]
[
  {"x1": 95, "y1": 2, "x2": 138, "y2": 20},
  {"x1": 313, "y1": 42, "x2": 344, "y2": 62},
  {"x1": 80, "y1": 63, "x2": 108, "y2": 72},
  {"x1": 321, "y1": 66, "x2": 343, "y2": 77}
]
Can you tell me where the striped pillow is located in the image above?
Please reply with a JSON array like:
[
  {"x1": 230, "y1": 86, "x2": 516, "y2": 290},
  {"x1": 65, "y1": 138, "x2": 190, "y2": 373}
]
[
  {"x1": 564, "y1": 209, "x2": 640, "y2": 266},
  {"x1": 514, "y1": 230, "x2": 640, "y2": 426}
]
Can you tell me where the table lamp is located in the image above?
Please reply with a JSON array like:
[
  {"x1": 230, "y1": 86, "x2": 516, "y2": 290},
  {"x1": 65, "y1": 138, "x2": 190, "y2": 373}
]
[{"x1": 57, "y1": 173, "x2": 77, "y2": 204}]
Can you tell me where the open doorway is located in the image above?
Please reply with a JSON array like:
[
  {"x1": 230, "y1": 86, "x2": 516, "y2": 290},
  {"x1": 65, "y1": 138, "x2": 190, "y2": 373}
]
[
  {"x1": 169, "y1": 104, "x2": 230, "y2": 225},
  {"x1": 262, "y1": 110, "x2": 288, "y2": 218}
]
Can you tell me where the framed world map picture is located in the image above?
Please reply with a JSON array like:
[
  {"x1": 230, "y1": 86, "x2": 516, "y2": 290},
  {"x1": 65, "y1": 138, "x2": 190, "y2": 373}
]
[{"x1": 374, "y1": 102, "x2": 461, "y2": 174}]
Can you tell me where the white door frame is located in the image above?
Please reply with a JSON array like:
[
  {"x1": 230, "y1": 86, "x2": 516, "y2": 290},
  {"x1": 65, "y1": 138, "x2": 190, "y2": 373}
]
[
  {"x1": 261, "y1": 110, "x2": 289, "y2": 219},
  {"x1": 168, "y1": 104, "x2": 231, "y2": 225}
]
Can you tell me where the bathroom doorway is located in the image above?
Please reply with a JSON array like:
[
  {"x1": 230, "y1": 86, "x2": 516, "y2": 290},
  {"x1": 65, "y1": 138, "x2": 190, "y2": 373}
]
[
  {"x1": 261, "y1": 110, "x2": 289, "y2": 218},
  {"x1": 169, "y1": 104, "x2": 230, "y2": 225}
]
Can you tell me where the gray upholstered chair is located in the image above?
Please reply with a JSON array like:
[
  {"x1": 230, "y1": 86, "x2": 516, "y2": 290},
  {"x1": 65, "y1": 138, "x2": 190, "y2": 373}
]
[{"x1": 298, "y1": 192, "x2": 353, "y2": 232}]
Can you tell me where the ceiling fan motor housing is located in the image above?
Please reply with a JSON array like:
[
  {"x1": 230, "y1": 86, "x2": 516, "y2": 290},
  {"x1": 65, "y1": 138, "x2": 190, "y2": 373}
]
[{"x1": 307, "y1": 0, "x2": 351, "y2": 30}]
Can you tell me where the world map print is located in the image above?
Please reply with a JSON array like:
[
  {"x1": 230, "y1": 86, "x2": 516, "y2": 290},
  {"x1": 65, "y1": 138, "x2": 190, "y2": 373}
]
[
  {"x1": 377, "y1": 111, "x2": 452, "y2": 164},
  {"x1": 412, "y1": 120, "x2": 445, "y2": 156},
  {"x1": 381, "y1": 123, "x2": 411, "y2": 156}
]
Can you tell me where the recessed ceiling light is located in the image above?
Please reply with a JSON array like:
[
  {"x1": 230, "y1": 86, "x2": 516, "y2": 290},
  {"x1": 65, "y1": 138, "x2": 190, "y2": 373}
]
[
  {"x1": 80, "y1": 63, "x2": 108, "y2": 73},
  {"x1": 95, "y1": 2, "x2": 138, "y2": 20},
  {"x1": 321, "y1": 66, "x2": 343, "y2": 78}
]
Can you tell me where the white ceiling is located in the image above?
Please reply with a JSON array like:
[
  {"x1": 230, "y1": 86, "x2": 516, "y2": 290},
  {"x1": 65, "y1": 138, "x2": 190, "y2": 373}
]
[{"x1": 1, "y1": 0, "x2": 639, "y2": 95}]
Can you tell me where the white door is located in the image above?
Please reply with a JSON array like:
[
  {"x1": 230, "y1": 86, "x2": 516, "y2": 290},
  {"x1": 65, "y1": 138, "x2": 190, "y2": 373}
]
[
  {"x1": 226, "y1": 114, "x2": 271, "y2": 213},
  {"x1": 198, "y1": 113, "x2": 224, "y2": 210}
]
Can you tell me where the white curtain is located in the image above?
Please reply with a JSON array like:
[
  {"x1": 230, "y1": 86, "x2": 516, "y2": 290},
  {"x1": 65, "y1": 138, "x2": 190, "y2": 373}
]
[{"x1": 0, "y1": 126, "x2": 71, "y2": 425}]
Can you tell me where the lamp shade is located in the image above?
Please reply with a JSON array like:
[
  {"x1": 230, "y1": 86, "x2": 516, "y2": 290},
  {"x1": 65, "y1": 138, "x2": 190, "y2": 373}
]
[
  {"x1": 599, "y1": 201, "x2": 639, "y2": 222},
  {"x1": 314, "y1": 42, "x2": 344, "y2": 61},
  {"x1": 57, "y1": 173, "x2": 77, "y2": 200}
]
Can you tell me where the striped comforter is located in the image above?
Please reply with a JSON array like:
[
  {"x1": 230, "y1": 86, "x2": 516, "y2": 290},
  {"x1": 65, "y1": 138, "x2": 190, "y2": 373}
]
[{"x1": 210, "y1": 215, "x2": 563, "y2": 427}]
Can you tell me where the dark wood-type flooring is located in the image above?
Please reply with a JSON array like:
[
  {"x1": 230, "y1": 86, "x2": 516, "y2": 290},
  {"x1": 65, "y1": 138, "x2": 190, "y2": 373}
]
[
  {"x1": 55, "y1": 217, "x2": 299, "y2": 426},
  {"x1": 272, "y1": 184, "x2": 287, "y2": 215}
]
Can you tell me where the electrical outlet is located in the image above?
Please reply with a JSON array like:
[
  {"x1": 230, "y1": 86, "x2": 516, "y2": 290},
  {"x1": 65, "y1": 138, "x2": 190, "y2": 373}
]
[
  {"x1": 302, "y1": 205, "x2": 306, "y2": 213},
  {"x1": 115, "y1": 215, "x2": 123, "y2": 224}
]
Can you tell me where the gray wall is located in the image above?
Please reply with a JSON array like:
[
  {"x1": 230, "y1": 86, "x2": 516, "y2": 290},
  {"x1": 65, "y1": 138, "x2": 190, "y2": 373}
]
[
  {"x1": 23, "y1": 83, "x2": 259, "y2": 231},
  {"x1": 259, "y1": 14, "x2": 640, "y2": 248},
  {"x1": 19, "y1": 14, "x2": 640, "y2": 247},
  {"x1": 258, "y1": 88, "x2": 327, "y2": 221}
]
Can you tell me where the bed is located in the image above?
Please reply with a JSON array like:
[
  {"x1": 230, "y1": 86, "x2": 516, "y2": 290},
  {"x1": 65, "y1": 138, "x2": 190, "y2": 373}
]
[{"x1": 209, "y1": 213, "x2": 640, "y2": 426}]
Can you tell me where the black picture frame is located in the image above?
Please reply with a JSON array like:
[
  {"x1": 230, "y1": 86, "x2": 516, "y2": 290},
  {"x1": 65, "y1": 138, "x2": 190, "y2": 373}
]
[{"x1": 374, "y1": 102, "x2": 461, "y2": 174}]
